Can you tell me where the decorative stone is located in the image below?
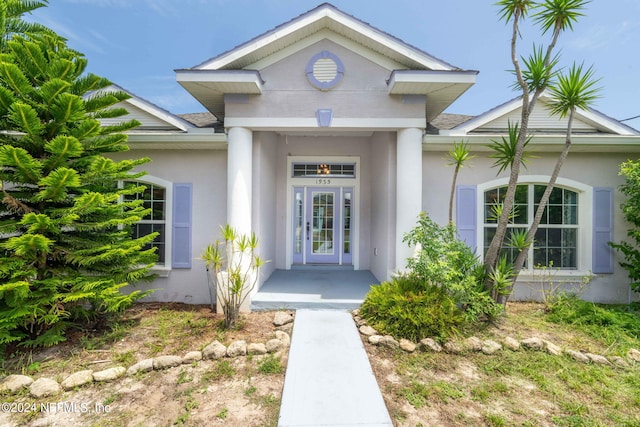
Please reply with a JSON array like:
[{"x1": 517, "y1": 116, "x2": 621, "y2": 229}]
[
  {"x1": 61, "y1": 370, "x2": 93, "y2": 391},
  {"x1": 504, "y1": 336, "x2": 520, "y2": 351},
  {"x1": 227, "y1": 340, "x2": 248, "y2": 357},
  {"x1": 610, "y1": 356, "x2": 630, "y2": 368},
  {"x1": 182, "y1": 351, "x2": 203, "y2": 364},
  {"x1": 627, "y1": 348, "x2": 640, "y2": 363},
  {"x1": 399, "y1": 339, "x2": 416, "y2": 353},
  {"x1": 543, "y1": 340, "x2": 562, "y2": 356},
  {"x1": 359, "y1": 325, "x2": 378, "y2": 336},
  {"x1": 203, "y1": 341, "x2": 227, "y2": 359},
  {"x1": 521, "y1": 337, "x2": 545, "y2": 351},
  {"x1": 379, "y1": 335, "x2": 399, "y2": 349},
  {"x1": 0, "y1": 374, "x2": 33, "y2": 393},
  {"x1": 444, "y1": 341, "x2": 463, "y2": 354},
  {"x1": 482, "y1": 340, "x2": 502, "y2": 355},
  {"x1": 127, "y1": 358, "x2": 154, "y2": 376},
  {"x1": 29, "y1": 378, "x2": 61, "y2": 398},
  {"x1": 368, "y1": 335, "x2": 383, "y2": 345},
  {"x1": 266, "y1": 339, "x2": 284, "y2": 353},
  {"x1": 354, "y1": 317, "x2": 367, "y2": 327},
  {"x1": 565, "y1": 349, "x2": 590, "y2": 363},
  {"x1": 585, "y1": 353, "x2": 610, "y2": 365},
  {"x1": 352, "y1": 309, "x2": 361, "y2": 317},
  {"x1": 464, "y1": 337, "x2": 483, "y2": 352},
  {"x1": 248, "y1": 343, "x2": 268, "y2": 355},
  {"x1": 273, "y1": 311, "x2": 294, "y2": 327},
  {"x1": 153, "y1": 355, "x2": 183, "y2": 370},
  {"x1": 93, "y1": 367, "x2": 126, "y2": 382},
  {"x1": 275, "y1": 331, "x2": 291, "y2": 347},
  {"x1": 419, "y1": 338, "x2": 442, "y2": 353}
]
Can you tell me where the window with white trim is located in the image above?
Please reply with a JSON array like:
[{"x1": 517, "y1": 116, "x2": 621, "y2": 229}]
[
  {"x1": 484, "y1": 184, "x2": 579, "y2": 269},
  {"x1": 123, "y1": 181, "x2": 167, "y2": 265}
]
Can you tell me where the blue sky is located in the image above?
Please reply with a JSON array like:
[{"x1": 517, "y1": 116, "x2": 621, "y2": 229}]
[{"x1": 30, "y1": 0, "x2": 640, "y2": 130}]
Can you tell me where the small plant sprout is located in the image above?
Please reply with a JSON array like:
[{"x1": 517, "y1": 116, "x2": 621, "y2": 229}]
[{"x1": 201, "y1": 225, "x2": 267, "y2": 329}]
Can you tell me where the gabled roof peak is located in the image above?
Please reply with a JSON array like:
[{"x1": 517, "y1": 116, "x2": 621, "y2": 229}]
[{"x1": 190, "y1": 2, "x2": 463, "y2": 72}]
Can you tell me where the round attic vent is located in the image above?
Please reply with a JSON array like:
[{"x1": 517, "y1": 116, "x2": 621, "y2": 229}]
[{"x1": 306, "y1": 51, "x2": 344, "y2": 90}]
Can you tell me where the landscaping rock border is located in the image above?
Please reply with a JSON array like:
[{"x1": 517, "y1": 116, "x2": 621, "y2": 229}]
[
  {"x1": 352, "y1": 309, "x2": 640, "y2": 369},
  {"x1": 0, "y1": 311, "x2": 293, "y2": 398}
]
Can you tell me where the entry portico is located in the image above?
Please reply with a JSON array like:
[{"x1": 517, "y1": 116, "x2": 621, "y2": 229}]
[{"x1": 176, "y1": 3, "x2": 476, "y2": 295}]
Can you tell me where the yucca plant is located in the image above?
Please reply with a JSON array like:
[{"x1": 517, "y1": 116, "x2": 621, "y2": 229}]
[
  {"x1": 485, "y1": 0, "x2": 592, "y2": 302},
  {"x1": 201, "y1": 225, "x2": 266, "y2": 329},
  {"x1": 447, "y1": 141, "x2": 474, "y2": 224},
  {"x1": 0, "y1": 14, "x2": 155, "y2": 348}
]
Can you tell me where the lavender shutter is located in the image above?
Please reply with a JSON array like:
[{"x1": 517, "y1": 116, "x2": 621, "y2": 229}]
[
  {"x1": 456, "y1": 185, "x2": 477, "y2": 251},
  {"x1": 172, "y1": 183, "x2": 192, "y2": 269},
  {"x1": 592, "y1": 187, "x2": 614, "y2": 274}
]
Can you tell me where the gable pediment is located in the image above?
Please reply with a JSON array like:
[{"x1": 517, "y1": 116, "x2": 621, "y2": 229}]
[
  {"x1": 93, "y1": 85, "x2": 194, "y2": 132},
  {"x1": 443, "y1": 96, "x2": 639, "y2": 137}
]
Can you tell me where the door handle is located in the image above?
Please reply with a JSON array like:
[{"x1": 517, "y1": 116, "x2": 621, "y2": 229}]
[{"x1": 306, "y1": 222, "x2": 310, "y2": 240}]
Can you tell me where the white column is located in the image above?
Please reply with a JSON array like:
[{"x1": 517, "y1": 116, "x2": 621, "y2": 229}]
[
  {"x1": 227, "y1": 127, "x2": 253, "y2": 236},
  {"x1": 396, "y1": 127, "x2": 423, "y2": 272}
]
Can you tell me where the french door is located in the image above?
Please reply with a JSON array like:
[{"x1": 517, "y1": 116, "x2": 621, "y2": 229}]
[{"x1": 292, "y1": 186, "x2": 353, "y2": 265}]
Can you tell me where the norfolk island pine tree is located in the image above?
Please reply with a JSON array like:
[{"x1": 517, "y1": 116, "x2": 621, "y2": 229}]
[{"x1": 0, "y1": 0, "x2": 157, "y2": 348}]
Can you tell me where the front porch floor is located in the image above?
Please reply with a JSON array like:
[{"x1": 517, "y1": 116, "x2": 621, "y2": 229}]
[{"x1": 251, "y1": 269, "x2": 378, "y2": 310}]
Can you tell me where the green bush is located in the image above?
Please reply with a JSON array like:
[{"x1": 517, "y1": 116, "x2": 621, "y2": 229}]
[
  {"x1": 610, "y1": 159, "x2": 640, "y2": 292},
  {"x1": 360, "y1": 275, "x2": 464, "y2": 342},
  {"x1": 403, "y1": 213, "x2": 503, "y2": 322}
]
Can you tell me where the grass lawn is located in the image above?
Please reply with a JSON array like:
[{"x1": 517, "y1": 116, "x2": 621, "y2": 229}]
[{"x1": 366, "y1": 302, "x2": 640, "y2": 426}]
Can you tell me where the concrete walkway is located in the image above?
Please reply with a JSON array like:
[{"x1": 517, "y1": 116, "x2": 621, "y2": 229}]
[{"x1": 278, "y1": 310, "x2": 393, "y2": 427}]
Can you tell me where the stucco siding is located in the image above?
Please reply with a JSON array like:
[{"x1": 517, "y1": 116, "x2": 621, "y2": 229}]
[
  {"x1": 369, "y1": 132, "x2": 396, "y2": 282},
  {"x1": 110, "y1": 149, "x2": 227, "y2": 305},
  {"x1": 422, "y1": 148, "x2": 639, "y2": 304},
  {"x1": 225, "y1": 40, "x2": 424, "y2": 120}
]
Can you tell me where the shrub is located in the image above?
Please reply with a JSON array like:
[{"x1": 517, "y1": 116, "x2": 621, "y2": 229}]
[
  {"x1": 360, "y1": 275, "x2": 464, "y2": 342},
  {"x1": 403, "y1": 213, "x2": 503, "y2": 322},
  {"x1": 610, "y1": 159, "x2": 640, "y2": 292}
]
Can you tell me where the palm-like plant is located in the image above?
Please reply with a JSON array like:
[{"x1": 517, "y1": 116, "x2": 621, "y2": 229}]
[
  {"x1": 488, "y1": 121, "x2": 535, "y2": 174},
  {"x1": 484, "y1": 0, "x2": 590, "y2": 299},
  {"x1": 447, "y1": 141, "x2": 474, "y2": 224}
]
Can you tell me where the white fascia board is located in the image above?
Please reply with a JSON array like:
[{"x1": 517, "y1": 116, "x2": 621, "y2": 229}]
[
  {"x1": 424, "y1": 134, "x2": 640, "y2": 152},
  {"x1": 124, "y1": 97, "x2": 193, "y2": 132},
  {"x1": 176, "y1": 70, "x2": 262, "y2": 84},
  {"x1": 196, "y1": 5, "x2": 456, "y2": 72},
  {"x1": 176, "y1": 70, "x2": 263, "y2": 91},
  {"x1": 445, "y1": 98, "x2": 523, "y2": 135},
  {"x1": 225, "y1": 117, "x2": 426, "y2": 130},
  {"x1": 86, "y1": 84, "x2": 194, "y2": 132},
  {"x1": 324, "y1": 9, "x2": 454, "y2": 71},
  {"x1": 388, "y1": 70, "x2": 477, "y2": 93},
  {"x1": 196, "y1": 11, "x2": 330, "y2": 70},
  {"x1": 575, "y1": 108, "x2": 640, "y2": 136}
]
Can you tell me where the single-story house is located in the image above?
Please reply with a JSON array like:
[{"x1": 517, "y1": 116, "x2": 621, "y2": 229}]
[{"x1": 108, "y1": 3, "x2": 640, "y2": 306}]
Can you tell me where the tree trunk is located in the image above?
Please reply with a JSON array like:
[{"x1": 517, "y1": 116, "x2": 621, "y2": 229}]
[
  {"x1": 500, "y1": 108, "x2": 576, "y2": 305},
  {"x1": 449, "y1": 166, "x2": 460, "y2": 224}
]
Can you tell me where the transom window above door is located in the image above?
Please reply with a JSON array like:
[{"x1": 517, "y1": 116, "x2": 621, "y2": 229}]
[{"x1": 292, "y1": 163, "x2": 356, "y2": 178}]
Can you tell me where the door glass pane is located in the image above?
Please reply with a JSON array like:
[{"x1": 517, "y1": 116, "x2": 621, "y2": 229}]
[
  {"x1": 294, "y1": 191, "x2": 303, "y2": 254},
  {"x1": 312, "y1": 192, "x2": 334, "y2": 254},
  {"x1": 344, "y1": 191, "x2": 351, "y2": 254}
]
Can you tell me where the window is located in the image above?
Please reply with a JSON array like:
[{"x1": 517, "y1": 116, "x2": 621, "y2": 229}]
[
  {"x1": 483, "y1": 184, "x2": 579, "y2": 269},
  {"x1": 124, "y1": 182, "x2": 167, "y2": 265},
  {"x1": 292, "y1": 163, "x2": 356, "y2": 178}
]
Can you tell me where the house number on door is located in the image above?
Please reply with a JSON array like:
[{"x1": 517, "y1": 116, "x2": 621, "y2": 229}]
[{"x1": 316, "y1": 179, "x2": 332, "y2": 185}]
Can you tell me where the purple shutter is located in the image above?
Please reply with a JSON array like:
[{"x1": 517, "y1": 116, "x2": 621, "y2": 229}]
[
  {"x1": 172, "y1": 183, "x2": 192, "y2": 269},
  {"x1": 592, "y1": 187, "x2": 614, "y2": 274},
  {"x1": 456, "y1": 185, "x2": 477, "y2": 251}
]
